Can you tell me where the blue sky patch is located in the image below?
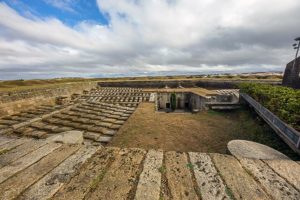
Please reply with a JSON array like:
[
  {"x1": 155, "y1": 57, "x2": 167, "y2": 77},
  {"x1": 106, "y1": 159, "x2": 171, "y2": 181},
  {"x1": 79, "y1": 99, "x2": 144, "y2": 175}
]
[{"x1": 1, "y1": 0, "x2": 109, "y2": 26}]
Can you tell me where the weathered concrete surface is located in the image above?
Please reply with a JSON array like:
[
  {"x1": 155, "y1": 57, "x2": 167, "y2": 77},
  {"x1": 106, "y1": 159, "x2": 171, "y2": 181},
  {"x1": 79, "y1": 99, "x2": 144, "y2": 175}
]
[
  {"x1": 238, "y1": 157, "x2": 300, "y2": 200},
  {"x1": 53, "y1": 147, "x2": 119, "y2": 200},
  {"x1": 189, "y1": 152, "x2": 230, "y2": 200},
  {"x1": 164, "y1": 151, "x2": 199, "y2": 200},
  {"x1": 0, "y1": 142, "x2": 61, "y2": 184},
  {"x1": 0, "y1": 137, "x2": 29, "y2": 152},
  {"x1": 19, "y1": 145, "x2": 98, "y2": 200},
  {"x1": 211, "y1": 154, "x2": 270, "y2": 200},
  {"x1": 0, "y1": 137, "x2": 15, "y2": 146},
  {"x1": 135, "y1": 149, "x2": 163, "y2": 200},
  {"x1": 0, "y1": 144, "x2": 80, "y2": 200},
  {"x1": 264, "y1": 159, "x2": 300, "y2": 191},
  {"x1": 0, "y1": 136, "x2": 299, "y2": 200},
  {"x1": 86, "y1": 148, "x2": 146, "y2": 200},
  {"x1": 228, "y1": 140, "x2": 290, "y2": 160},
  {"x1": 48, "y1": 130, "x2": 84, "y2": 144},
  {"x1": 0, "y1": 139, "x2": 46, "y2": 168}
]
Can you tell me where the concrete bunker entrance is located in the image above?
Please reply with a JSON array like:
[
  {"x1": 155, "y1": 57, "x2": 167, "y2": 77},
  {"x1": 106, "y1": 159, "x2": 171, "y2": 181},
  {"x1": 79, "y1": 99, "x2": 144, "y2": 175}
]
[{"x1": 157, "y1": 92, "x2": 205, "y2": 112}]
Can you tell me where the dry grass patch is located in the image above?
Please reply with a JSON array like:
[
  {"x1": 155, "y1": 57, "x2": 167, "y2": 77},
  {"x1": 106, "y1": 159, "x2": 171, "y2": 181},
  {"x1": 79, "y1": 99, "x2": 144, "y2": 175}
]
[{"x1": 109, "y1": 103, "x2": 299, "y2": 157}]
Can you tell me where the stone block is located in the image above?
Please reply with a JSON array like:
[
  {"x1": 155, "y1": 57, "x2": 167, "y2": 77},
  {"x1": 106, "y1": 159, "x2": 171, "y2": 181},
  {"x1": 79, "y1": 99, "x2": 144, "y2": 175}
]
[{"x1": 48, "y1": 131, "x2": 84, "y2": 144}]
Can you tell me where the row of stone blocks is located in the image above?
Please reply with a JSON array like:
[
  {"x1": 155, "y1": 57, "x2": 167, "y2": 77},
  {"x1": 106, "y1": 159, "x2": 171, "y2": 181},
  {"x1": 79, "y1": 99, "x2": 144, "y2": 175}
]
[
  {"x1": 0, "y1": 137, "x2": 299, "y2": 200},
  {"x1": 0, "y1": 101, "x2": 135, "y2": 144}
]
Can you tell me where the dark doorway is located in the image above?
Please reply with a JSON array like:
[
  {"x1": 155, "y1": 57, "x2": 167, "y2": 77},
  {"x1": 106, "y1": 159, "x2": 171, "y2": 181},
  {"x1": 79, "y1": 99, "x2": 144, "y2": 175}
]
[
  {"x1": 177, "y1": 98, "x2": 181, "y2": 109},
  {"x1": 185, "y1": 102, "x2": 189, "y2": 109},
  {"x1": 166, "y1": 103, "x2": 170, "y2": 109}
]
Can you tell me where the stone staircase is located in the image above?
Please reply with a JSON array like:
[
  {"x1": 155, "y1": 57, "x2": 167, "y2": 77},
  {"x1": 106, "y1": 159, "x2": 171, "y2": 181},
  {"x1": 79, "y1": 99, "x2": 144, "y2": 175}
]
[
  {"x1": 0, "y1": 101, "x2": 135, "y2": 144},
  {"x1": 79, "y1": 87, "x2": 151, "y2": 107}
]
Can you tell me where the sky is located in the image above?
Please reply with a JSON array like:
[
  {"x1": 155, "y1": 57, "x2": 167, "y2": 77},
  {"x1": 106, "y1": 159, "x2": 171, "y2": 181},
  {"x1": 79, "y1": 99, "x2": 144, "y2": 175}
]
[{"x1": 0, "y1": 0, "x2": 300, "y2": 80}]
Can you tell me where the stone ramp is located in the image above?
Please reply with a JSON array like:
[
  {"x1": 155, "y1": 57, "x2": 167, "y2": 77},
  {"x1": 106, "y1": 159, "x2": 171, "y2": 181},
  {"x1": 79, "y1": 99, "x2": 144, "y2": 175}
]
[{"x1": 0, "y1": 137, "x2": 299, "y2": 200}]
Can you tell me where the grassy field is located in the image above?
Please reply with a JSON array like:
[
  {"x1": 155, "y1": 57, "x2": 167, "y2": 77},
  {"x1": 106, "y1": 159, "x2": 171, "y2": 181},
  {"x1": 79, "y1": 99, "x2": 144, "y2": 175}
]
[
  {"x1": 110, "y1": 103, "x2": 299, "y2": 160},
  {"x1": 0, "y1": 78, "x2": 98, "y2": 92}
]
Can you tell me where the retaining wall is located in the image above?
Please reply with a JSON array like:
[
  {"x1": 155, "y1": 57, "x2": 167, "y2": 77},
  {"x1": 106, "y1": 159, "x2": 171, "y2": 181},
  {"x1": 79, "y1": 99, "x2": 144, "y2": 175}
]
[
  {"x1": 241, "y1": 93, "x2": 300, "y2": 155},
  {"x1": 0, "y1": 82, "x2": 97, "y2": 116},
  {"x1": 98, "y1": 79, "x2": 281, "y2": 89}
]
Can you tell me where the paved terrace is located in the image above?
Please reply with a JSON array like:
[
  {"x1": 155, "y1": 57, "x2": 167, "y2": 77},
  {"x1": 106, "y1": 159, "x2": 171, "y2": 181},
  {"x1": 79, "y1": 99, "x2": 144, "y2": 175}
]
[{"x1": 0, "y1": 136, "x2": 299, "y2": 200}]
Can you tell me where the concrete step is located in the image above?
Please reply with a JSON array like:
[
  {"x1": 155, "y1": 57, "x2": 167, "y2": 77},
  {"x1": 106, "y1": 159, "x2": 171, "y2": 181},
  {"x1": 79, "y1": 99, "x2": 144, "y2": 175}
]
[
  {"x1": 238, "y1": 157, "x2": 300, "y2": 200},
  {"x1": 0, "y1": 139, "x2": 46, "y2": 168},
  {"x1": 163, "y1": 151, "x2": 199, "y2": 200},
  {"x1": 0, "y1": 142, "x2": 61, "y2": 184},
  {"x1": 189, "y1": 152, "x2": 230, "y2": 200},
  {"x1": 211, "y1": 154, "x2": 270, "y2": 200},
  {"x1": 0, "y1": 144, "x2": 80, "y2": 199},
  {"x1": 19, "y1": 145, "x2": 98, "y2": 200},
  {"x1": 135, "y1": 149, "x2": 163, "y2": 200},
  {"x1": 53, "y1": 147, "x2": 120, "y2": 199},
  {"x1": 86, "y1": 148, "x2": 146, "y2": 200}
]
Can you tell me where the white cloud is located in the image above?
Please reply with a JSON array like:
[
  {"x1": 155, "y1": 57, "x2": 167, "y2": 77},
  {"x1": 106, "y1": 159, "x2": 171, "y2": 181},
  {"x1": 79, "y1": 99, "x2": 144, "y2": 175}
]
[
  {"x1": 43, "y1": 0, "x2": 78, "y2": 13},
  {"x1": 0, "y1": 0, "x2": 300, "y2": 79}
]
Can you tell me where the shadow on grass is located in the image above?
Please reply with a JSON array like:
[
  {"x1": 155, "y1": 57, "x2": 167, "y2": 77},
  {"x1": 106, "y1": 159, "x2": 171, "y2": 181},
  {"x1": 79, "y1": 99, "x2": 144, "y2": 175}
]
[{"x1": 211, "y1": 107, "x2": 300, "y2": 160}]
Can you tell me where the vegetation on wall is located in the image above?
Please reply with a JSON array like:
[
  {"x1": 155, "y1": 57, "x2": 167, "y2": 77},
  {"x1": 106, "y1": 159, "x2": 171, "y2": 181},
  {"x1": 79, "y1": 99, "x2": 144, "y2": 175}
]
[
  {"x1": 170, "y1": 93, "x2": 177, "y2": 110},
  {"x1": 239, "y1": 83, "x2": 300, "y2": 131}
]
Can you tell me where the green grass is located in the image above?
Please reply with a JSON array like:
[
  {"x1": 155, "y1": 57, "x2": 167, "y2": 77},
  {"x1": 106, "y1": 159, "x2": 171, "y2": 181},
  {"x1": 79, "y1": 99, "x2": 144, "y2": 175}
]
[
  {"x1": 225, "y1": 186, "x2": 235, "y2": 200},
  {"x1": 158, "y1": 166, "x2": 167, "y2": 174},
  {"x1": 89, "y1": 170, "x2": 107, "y2": 190},
  {"x1": 0, "y1": 148, "x2": 10, "y2": 155},
  {"x1": 214, "y1": 107, "x2": 300, "y2": 160}
]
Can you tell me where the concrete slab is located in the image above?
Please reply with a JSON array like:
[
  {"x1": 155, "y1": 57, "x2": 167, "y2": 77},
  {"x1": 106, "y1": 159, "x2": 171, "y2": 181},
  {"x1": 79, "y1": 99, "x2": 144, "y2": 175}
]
[
  {"x1": 97, "y1": 136, "x2": 112, "y2": 143},
  {"x1": 189, "y1": 152, "x2": 229, "y2": 200},
  {"x1": 228, "y1": 140, "x2": 290, "y2": 160},
  {"x1": 0, "y1": 139, "x2": 46, "y2": 168},
  {"x1": 19, "y1": 145, "x2": 98, "y2": 200},
  {"x1": 164, "y1": 151, "x2": 199, "y2": 200},
  {"x1": 86, "y1": 148, "x2": 146, "y2": 200},
  {"x1": 238, "y1": 157, "x2": 300, "y2": 200},
  {"x1": 0, "y1": 142, "x2": 61, "y2": 184},
  {"x1": 48, "y1": 131, "x2": 84, "y2": 144},
  {"x1": 0, "y1": 144, "x2": 80, "y2": 199},
  {"x1": 211, "y1": 154, "x2": 269, "y2": 200},
  {"x1": 53, "y1": 147, "x2": 119, "y2": 200},
  {"x1": 135, "y1": 149, "x2": 163, "y2": 200},
  {"x1": 0, "y1": 137, "x2": 29, "y2": 152},
  {"x1": 264, "y1": 159, "x2": 300, "y2": 191},
  {"x1": 83, "y1": 132, "x2": 101, "y2": 141}
]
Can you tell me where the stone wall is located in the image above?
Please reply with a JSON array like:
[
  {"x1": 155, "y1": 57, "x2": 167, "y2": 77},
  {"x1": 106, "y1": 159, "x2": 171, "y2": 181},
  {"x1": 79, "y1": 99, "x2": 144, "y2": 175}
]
[
  {"x1": 0, "y1": 82, "x2": 97, "y2": 116},
  {"x1": 282, "y1": 57, "x2": 300, "y2": 89},
  {"x1": 98, "y1": 79, "x2": 281, "y2": 89}
]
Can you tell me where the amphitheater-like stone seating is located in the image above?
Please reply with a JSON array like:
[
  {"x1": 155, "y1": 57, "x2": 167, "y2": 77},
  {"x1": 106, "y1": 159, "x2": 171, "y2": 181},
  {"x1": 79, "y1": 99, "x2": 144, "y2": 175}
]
[
  {"x1": 0, "y1": 104, "x2": 67, "y2": 135},
  {"x1": 0, "y1": 100, "x2": 135, "y2": 145},
  {"x1": 0, "y1": 86, "x2": 142, "y2": 145},
  {"x1": 79, "y1": 87, "x2": 151, "y2": 107}
]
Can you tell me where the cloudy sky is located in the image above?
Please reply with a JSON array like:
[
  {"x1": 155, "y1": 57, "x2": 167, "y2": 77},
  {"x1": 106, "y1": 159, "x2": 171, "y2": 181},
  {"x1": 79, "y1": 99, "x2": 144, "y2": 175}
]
[{"x1": 0, "y1": 0, "x2": 299, "y2": 80}]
